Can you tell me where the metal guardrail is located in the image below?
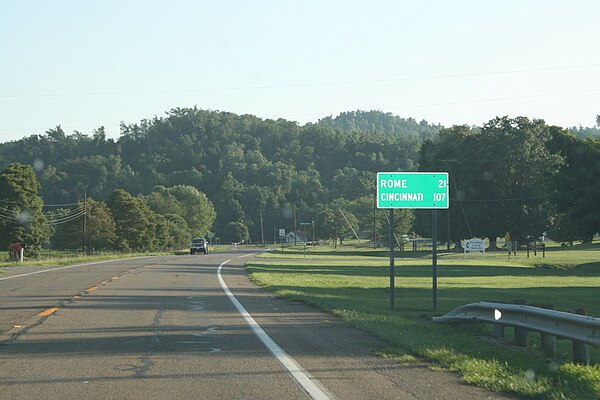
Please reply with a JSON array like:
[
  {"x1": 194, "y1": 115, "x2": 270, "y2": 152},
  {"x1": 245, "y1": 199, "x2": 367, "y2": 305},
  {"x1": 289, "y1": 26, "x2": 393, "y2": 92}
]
[{"x1": 433, "y1": 302, "x2": 600, "y2": 364}]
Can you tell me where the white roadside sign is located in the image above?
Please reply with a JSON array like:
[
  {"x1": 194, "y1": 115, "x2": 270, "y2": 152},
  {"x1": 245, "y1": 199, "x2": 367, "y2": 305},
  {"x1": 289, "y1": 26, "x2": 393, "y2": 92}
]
[{"x1": 464, "y1": 238, "x2": 486, "y2": 255}]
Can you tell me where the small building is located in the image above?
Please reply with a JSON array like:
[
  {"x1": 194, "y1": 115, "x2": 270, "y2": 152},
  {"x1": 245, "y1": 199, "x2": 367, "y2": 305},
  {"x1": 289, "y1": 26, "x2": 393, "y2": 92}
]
[{"x1": 284, "y1": 231, "x2": 306, "y2": 243}]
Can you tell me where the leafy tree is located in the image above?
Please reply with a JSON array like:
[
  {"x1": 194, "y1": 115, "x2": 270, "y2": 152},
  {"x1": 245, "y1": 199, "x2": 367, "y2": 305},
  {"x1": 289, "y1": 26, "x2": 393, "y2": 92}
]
[
  {"x1": 418, "y1": 117, "x2": 562, "y2": 248},
  {"x1": 547, "y1": 127, "x2": 600, "y2": 243},
  {"x1": 84, "y1": 199, "x2": 117, "y2": 250},
  {"x1": 108, "y1": 189, "x2": 159, "y2": 251},
  {"x1": 347, "y1": 194, "x2": 378, "y2": 244},
  {"x1": 143, "y1": 185, "x2": 215, "y2": 240},
  {"x1": 416, "y1": 125, "x2": 480, "y2": 245},
  {"x1": 474, "y1": 117, "x2": 561, "y2": 245},
  {"x1": 567, "y1": 124, "x2": 600, "y2": 139},
  {"x1": 0, "y1": 163, "x2": 48, "y2": 256},
  {"x1": 315, "y1": 199, "x2": 360, "y2": 245},
  {"x1": 168, "y1": 185, "x2": 216, "y2": 237},
  {"x1": 163, "y1": 214, "x2": 192, "y2": 249},
  {"x1": 223, "y1": 221, "x2": 249, "y2": 243},
  {"x1": 144, "y1": 186, "x2": 185, "y2": 216},
  {"x1": 378, "y1": 209, "x2": 414, "y2": 247},
  {"x1": 317, "y1": 110, "x2": 440, "y2": 142},
  {"x1": 213, "y1": 172, "x2": 245, "y2": 233},
  {"x1": 150, "y1": 212, "x2": 172, "y2": 251},
  {"x1": 52, "y1": 198, "x2": 116, "y2": 250}
]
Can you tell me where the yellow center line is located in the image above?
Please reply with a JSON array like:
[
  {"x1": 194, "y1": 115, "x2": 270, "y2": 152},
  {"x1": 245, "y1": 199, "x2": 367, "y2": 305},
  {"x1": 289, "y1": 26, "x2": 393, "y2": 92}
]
[{"x1": 37, "y1": 307, "x2": 60, "y2": 317}]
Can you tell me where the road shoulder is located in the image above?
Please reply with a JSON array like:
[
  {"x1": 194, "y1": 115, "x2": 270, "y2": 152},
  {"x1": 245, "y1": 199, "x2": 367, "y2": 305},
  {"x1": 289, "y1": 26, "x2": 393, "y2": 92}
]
[{"x1": 221, "y1": 254, "x2": 518, "y2": 400}]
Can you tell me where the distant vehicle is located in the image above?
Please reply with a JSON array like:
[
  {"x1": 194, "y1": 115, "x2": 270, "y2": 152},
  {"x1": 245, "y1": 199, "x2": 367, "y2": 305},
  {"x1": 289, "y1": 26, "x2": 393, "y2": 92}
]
[{"x1": 190, "y1": 238, "x2": 208, "y2": 255}]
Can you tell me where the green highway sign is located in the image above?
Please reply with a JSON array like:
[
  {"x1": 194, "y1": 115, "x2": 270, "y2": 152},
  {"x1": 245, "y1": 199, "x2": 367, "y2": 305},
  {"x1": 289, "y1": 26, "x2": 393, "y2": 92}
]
[{"x1": 377, "y1": 172, "x2": 449, "y2": 209}]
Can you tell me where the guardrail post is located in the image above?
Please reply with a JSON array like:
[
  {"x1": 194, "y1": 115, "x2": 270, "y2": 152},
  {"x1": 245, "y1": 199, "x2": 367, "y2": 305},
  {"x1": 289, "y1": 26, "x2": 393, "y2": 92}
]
[
  {"x1": 513, "y1": 299, "x2": 529, "y2": 347},
  {"x1": 573, "y1": 308, "x2": 590, "y2": 365},
  {"x1": 493, "y1": 324, "x2": 505, "y2": 338},
  {"x1": 538, "y1": 304, "x2": 556, "y2": 358},
  {"x1": 541, "y1": 332, "x2": 556, "y2": 358},
  {"x1": 492, "y1": 301, "x2": 505, "y2": 338},
  {"x1": 515, "y1": 326, "x2": 529, "y2": 347}
]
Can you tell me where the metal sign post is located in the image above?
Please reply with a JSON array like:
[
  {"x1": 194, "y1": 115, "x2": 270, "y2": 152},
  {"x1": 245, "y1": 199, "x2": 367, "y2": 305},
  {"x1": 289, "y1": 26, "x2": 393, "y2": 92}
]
[
  {"x1": 279, "y1": 229, "x2": 285, "y2": 252},
  {"x1": 389, "y1": 209, "x2": 395, "y2": 309},
  {"x1": 279, "y1": 228, "x2": 286, "y2": 237},
  {"x1": 432, "y1": 210, "x2": 438, "y2": 312},
  {"x1": 300, "y1": 222, "x2": 311, "y2": 258}
]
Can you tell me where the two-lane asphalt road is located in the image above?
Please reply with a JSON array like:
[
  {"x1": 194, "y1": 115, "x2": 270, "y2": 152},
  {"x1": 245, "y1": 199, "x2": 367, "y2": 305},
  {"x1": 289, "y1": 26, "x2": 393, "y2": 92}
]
[{"x1": 0, "y1": 250, "x2": 514, "y2": 399}]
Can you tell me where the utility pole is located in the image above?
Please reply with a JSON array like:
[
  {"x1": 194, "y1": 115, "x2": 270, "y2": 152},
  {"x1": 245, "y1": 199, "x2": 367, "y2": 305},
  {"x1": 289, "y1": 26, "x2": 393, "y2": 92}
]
[
  {"x1": 241, "y1": 212, "x2": 251, "y2": 244},
  {"x1": 83, "y1": 191, "x2": 87, "y2": 255},
  {"x1": 293, "y1": 203, "x2": 297, "y2": 246},
  {"x1": 260, "y1": 210, "x2": 265, "y2": 244},
  {"x1": 335, "y1": 211, "x2": 339, "y2": 249},
  {"x1": 373, "y1": 191, "x2": 377, "y2": 248}
]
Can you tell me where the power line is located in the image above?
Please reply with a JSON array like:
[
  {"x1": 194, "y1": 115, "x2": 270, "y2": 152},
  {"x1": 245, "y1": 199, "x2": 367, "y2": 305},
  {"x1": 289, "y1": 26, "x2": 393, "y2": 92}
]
[
  {"x1": 43, "y1": 202, "x2": 83, "y2": 208},
  {"x1": 384, "y1": 89, "x2": 600, "y2": 111},
  {"x1": 0, "y1": 211, "x2": 18, "y2": 223},
  {"x1": 452, "y1": 195, "x2": 546, "y2": 203},
  {"x1": 272, "y1": 88, "x2": 600, "y2": 120},
  {"x1": 2, "y1": 62, "x2": 599, "y2": 99},
  {"x1": 46, "y1": 210, "x2": 86, "y2": 226},
  {"x1": 44, "y1": 204, "x2": 86, "y2": 224},
  {"x1": 0, "y1": 199, "x2": 19, "y2": 205},
  {"x1": 0, "y1": 124, "x2": 121, "y2": 133},
  {"x1": 0, "y1": 206, "x2": 19, "y2": 219},
  {"x1": 45, "y1": 206, "x2": 85, "y2": 219},
  {"x1": 0, "y1": 202, "x2": 87, "y2": 225},
  {"x1": 1, "y1": 87, "x2": 599, "y2": 134}
]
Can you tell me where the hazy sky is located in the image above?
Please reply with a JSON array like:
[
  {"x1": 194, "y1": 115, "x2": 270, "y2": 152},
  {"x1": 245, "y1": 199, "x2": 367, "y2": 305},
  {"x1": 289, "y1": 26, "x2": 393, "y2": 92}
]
[{"x1": 1, "y1": 0, "x2": 599, "y2": 142}]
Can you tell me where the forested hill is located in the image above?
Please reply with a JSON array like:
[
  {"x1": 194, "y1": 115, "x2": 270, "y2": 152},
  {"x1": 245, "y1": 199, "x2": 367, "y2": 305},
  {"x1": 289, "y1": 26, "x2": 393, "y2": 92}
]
[
  {"x1": 0, "y1": 108, "x2": 437, "y2": 235},
  {"x1": 317, "y1": 110, "x2": 441, "y2": 141}
]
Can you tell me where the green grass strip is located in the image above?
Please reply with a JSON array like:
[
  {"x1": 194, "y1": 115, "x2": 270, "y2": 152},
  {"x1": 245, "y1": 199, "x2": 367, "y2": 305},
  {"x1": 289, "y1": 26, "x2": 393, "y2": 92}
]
[{"x1": 247, "y1": 243, "x2": 600, "y2": 400}]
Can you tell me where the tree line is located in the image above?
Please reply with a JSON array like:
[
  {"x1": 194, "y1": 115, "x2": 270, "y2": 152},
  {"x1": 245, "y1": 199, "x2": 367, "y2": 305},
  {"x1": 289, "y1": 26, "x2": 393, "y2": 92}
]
[
  {"x1": 418, "y1": 117, "x2": 600, "y2": 246},
  {"x1": 0, "y1": 109, "x2": 598, "y2": 255},
  {"x1": 0, "y1": 163, "x2": 216, "y2": 256}
]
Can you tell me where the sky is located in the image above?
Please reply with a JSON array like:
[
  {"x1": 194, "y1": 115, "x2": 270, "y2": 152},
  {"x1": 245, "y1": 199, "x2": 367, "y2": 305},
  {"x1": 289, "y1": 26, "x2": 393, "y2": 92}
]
[{"x1": 1, "y1": 0, "x2": 599, "y2": 142}]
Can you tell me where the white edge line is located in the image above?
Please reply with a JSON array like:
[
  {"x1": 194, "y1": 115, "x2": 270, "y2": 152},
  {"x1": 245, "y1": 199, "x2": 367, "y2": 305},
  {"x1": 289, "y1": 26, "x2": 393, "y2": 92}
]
[
  {"x1": 217, "y1": 259, "x2": 332, "y2": 400},
  {"x1": 0, "y1": 256, "x2": 155, "y2": 281}
]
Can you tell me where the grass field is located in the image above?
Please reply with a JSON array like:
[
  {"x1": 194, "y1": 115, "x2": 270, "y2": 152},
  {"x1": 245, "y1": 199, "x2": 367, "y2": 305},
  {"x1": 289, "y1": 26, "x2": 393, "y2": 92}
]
[
  {"x1": 247, "y1": 242, "x2": 600, "y2": 400},
  {"x1": 0, "y1": 250, "x2": 167, "y2": 269},
  {"x1": 0, "y1": 245, "x2": 233, "y2": 269}
]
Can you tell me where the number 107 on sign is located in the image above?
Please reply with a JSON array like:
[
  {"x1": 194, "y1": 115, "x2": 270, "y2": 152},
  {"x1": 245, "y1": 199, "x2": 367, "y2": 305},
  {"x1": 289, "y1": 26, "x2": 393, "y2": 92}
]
[{"x1": 377, "y1": 172, "x2": 449, "y2": 209}]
